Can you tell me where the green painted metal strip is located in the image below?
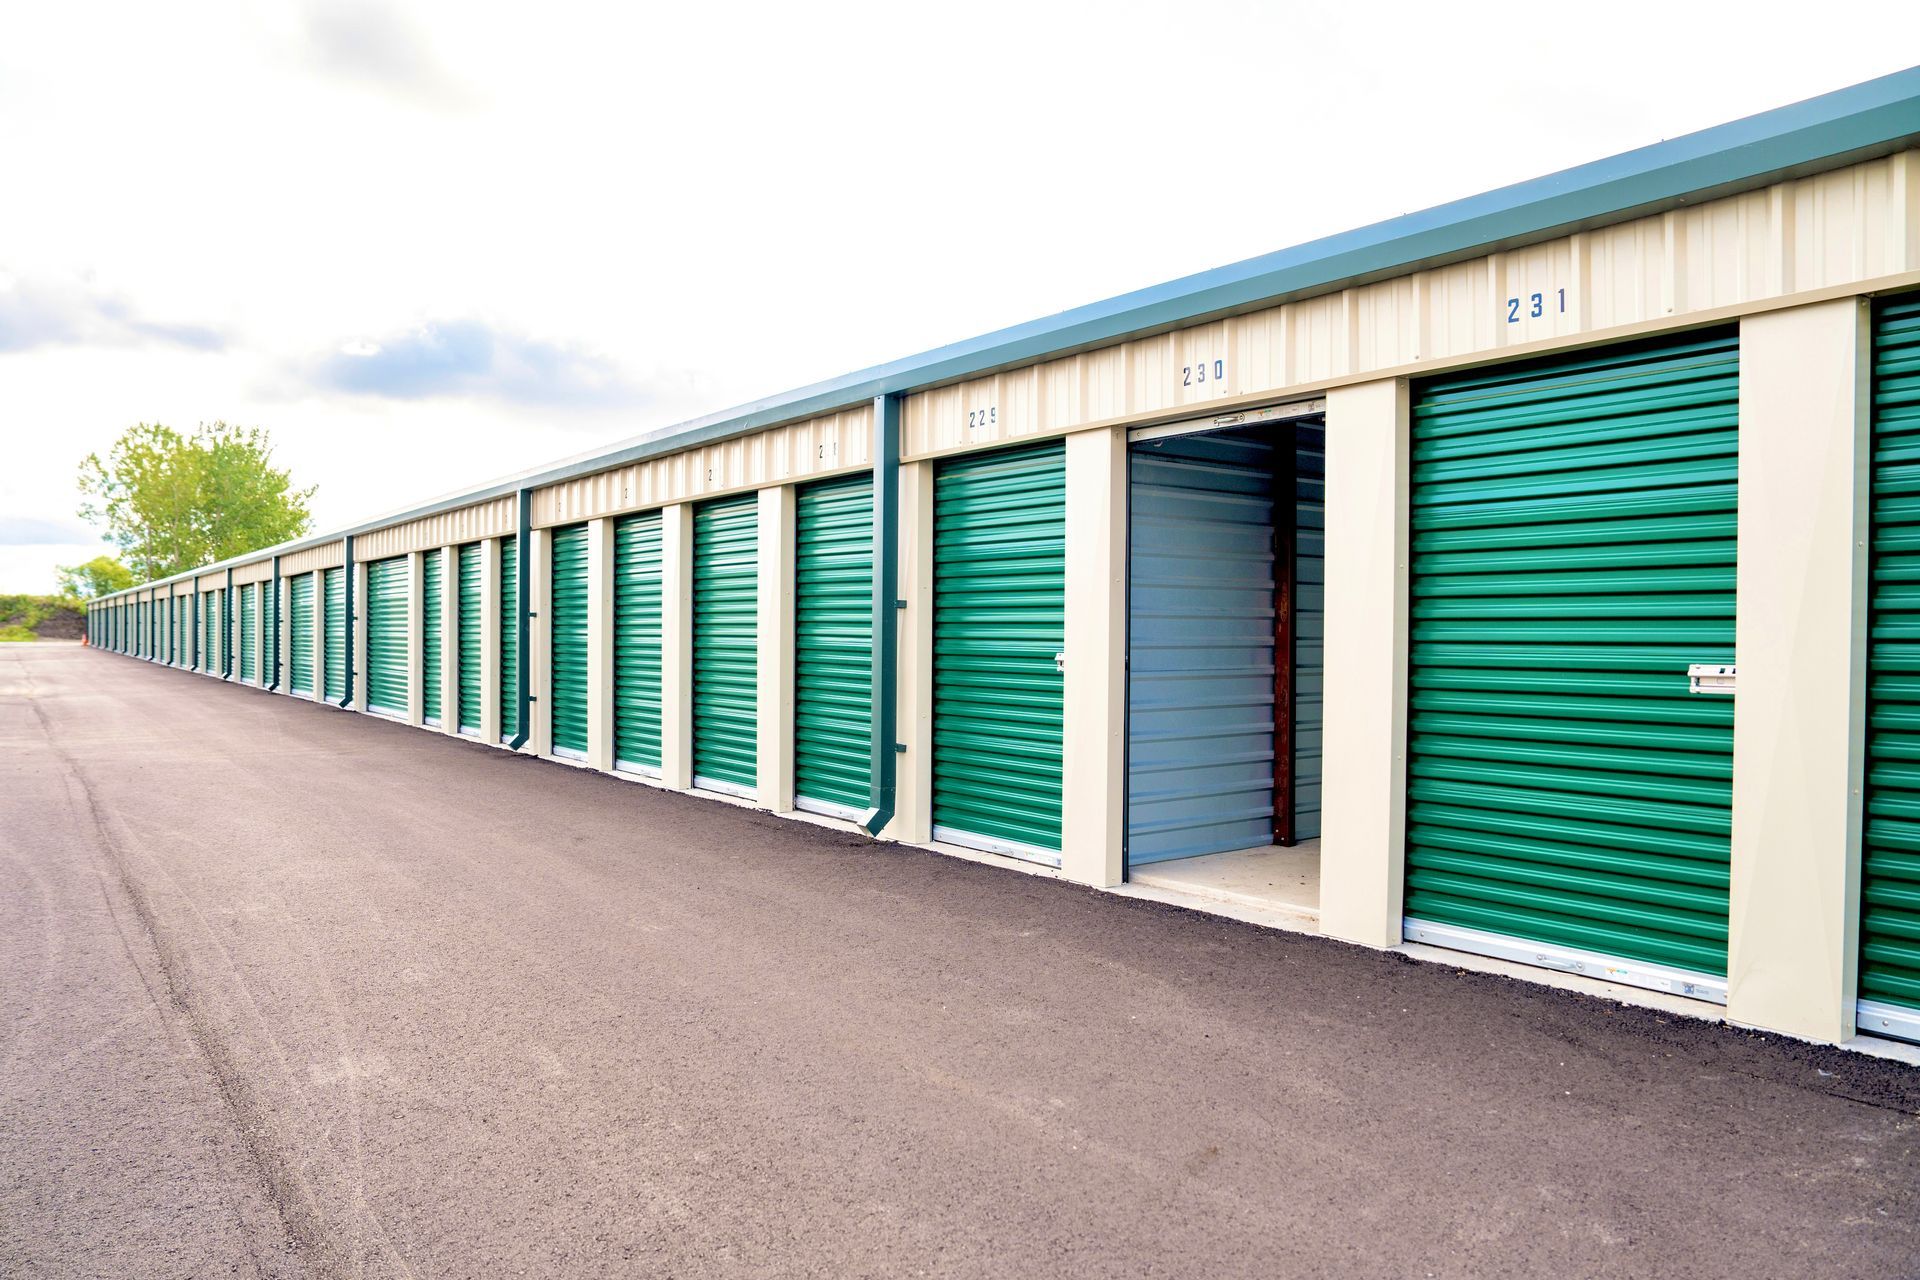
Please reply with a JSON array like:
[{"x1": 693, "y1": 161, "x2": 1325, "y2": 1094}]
[
  {"x1": 458, "y1": 543, "x2": 482, "y2": 733},
  {"x1": 1865, "y1": 292, "x2": 1920, "y2": 1014},
  {"x1": 239, "y1": 582, "x2": 258, "y2": 683},
  {"x1": 499, "y1": 536, "x2": 519, "y2": 742},
  {"x1": 422, "y1": 549, "x2": 443, "y2": 723},
  {"x1": 614, "y1": 512, "x2": 663, "y2": 770},
  {"x1": 549, "y1": 524, "x2": 589, "y2": 755},
  {"x1": 290, "y1": 574, "x2": 314, "y2": 695},
  {"x1": 795, "y1": 473, "x2": 873, "y2": 811},
  {"x1": 693, "y1": 494, "x2": 758, "y2": 789},
  {"x1": 366, "y1": 557, "x2": 409, "y2": 715},
  {"x1": 1406, "y1": 330, "x2": 1738, "y2": 978},
  {"x1": 323, "y1": 567, "x2": 346, "y2": 703},
  {"x1": 932, "y1": 440, "x2": 1065, "y2": 856}
]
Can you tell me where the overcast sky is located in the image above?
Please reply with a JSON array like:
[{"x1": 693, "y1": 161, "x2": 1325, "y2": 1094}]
[{"x1": 3, "y1": 2, "x2": 1915, "y2": 592}]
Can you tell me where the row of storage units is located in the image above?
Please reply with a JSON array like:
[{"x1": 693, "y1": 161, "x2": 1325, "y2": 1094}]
[{"x1": 81, "y1": 84, "x2": 1920, "y2": 1050}]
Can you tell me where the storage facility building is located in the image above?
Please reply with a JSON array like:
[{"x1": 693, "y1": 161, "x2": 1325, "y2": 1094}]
[{"x1": 89, "y1": 68, "x2": 1920, "y2": 1051}]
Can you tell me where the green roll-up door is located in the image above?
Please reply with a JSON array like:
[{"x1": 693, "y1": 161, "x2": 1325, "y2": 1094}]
[
  {"x1": 263, "y1": 582, "x2": 276, "y2": 686},
  {"x1": 240, "y1": 584, "x2": 258, "y2": 683},
  {"x1": 614, "y1": 512, "x2": 663, "y2": 771},
  {"x1": 1404, "y1": 331, "x2": 1738, "y2": 991},
  {"x1": 323, "y1": 567, "x2": 346, "y2": 703},
  {"x1": 693, "y1": 494, "x2": 759, "y2": 792},
  {"x1": 794, "y1": 474, "x2": 873, "y2": 815},
  {"x1": 423, "y1": 549, "x2": 444, "y2": 725},
  {"x1": 290, "y1": 575, "x2": 315, "y2": 695},
  {"x1": 458, "y1": 543, "x2": 482, "y2": 734},
  {"x1": 366, "y1": 557, "x2": 408, "y2": 715},
  {"x1": 1863, "y1": 293, "x2": 1920, "y2": 1038},
  {"x1": 550, "y1": 524, "x2": 589, "y2": 757},
  {"x1": 500, "y1": 536, "x2": 519, "y2": 742},
  {"x1": 202, "y1": 591, "x2": 219, "y2": 673},
  {"x1": 933, "y1": 440, "x2": 1066, "y2": 860}
]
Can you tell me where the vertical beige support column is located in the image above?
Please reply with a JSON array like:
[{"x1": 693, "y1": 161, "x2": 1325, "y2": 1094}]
[
  {"x1": 439, "y1": 546, "x2": 459, "y2": 734},
  {"x1": 351, "y1": 560, "x2": 369, "y2": 711},
  {"x1": 1726, "y1": 298, "x2": 1870, "y2": 1043},
  {"x1": 758, "y1": 485, "x2": 797, "y2": 812},
  {"x1": 882, "y1": 460, "x2": 935, "y2": 843},
  {"x1": 405, "y1": 550, "x2": 425, "y2": 724},
  {"x1": 529, "y1": 527, "x2": 552, "y2": 757},
  {"x1": 1318, "y1": 377, "x2": 1412, "y2": 948},
  {"x1": 586, "y1": 518, "x2": 615, "y2": 770},
  {"x1": 480, "y1": 538, "x2": 503, "y2": 741},
  {"x1": 661, "y1": 504, "x2": 695, "y2": 789},
  {"x1": 1061, "y1": 426, "x2": 1127, "y2": 887}
]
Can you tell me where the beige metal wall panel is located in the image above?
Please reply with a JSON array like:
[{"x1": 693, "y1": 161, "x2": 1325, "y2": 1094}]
[
  {"x1": 355, "y1": 496, "x2": 516, "y2": 561},
  {"x1": 903, "y1": 151, "x2": 1920, "y2": 458},
  {"x1": 231, "y1": 560, "x2": 273, "y2": 587},
  {"x1": 279, "y1": 542, "x2": 345, "y2": 575},
  {"x1": 530, "y1": 405, "x2": 872, "y2": 528}
]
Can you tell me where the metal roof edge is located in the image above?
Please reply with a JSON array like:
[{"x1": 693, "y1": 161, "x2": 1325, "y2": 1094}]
[{"x1": 92, "y1": 66, "x2": 1920, "y2": 601}]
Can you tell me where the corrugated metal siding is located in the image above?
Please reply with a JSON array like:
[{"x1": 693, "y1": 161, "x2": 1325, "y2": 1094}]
[
  {"x1": 613, "y1": 512, "x2": 664, "y2": 771},
  {"x1": 422, "y1": 549, "x2": 443, "y2": 725},
  {"x1": 1863, "y1": 293, "x2": 1920, "y2": 1019},
  {"x1": 355, "y1": 496, "x2": 516, "y2": 560},
  {"x1": 176, "y1": 596, "x2": 190, "y2": 667},
  {"x1": 240, "y1": 583, "x2": 257, "y2": 684},
  {"x1": 1405, "y1": 331, "x2": 1739, "y2": 978},
  {"x1": 933, "y1": 441, "x2": 1065, "y2": 858},
  {"x1": 458, "y1": 543, "x2": 482, "y2": 734},
  {"x1": 692, "y1": 495, "x2": 759, "y2": 790},
  {"x1": 323, "y1": 567, "x2": 346, "y2": 703},
  {"x1": 366, "y1": 557, "x2": 409, "y2": 715},
  {"x1": 500, "y1": 536, "x2": 518, "y2": 742},
  {"x1": 794, "y1": 473, "x2": 873, "y2": 814},
  {"x1": 290, "y1": 575, "x2": 315, "y2": 695},
  {"x1": 262, "y1": 582, "x2": 276, "y2": 686},
  {"x1": 1293, "y1": 422, "x2": 1325, "y2": 840},
  {"x1": 549, "y1": 524, "x2": 589, "y2": 756},
  {"x1": 1128, "y1": 433, "x2": 1277, "y2": 864}
]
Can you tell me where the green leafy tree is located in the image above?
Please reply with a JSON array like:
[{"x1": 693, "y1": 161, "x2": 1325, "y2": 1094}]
[
  {"x1": 55, "y1": 554, "x2": 135, "y2": 599},
  {"x1": 77, "y1": 422, "x2": 316, "y2": 580}
]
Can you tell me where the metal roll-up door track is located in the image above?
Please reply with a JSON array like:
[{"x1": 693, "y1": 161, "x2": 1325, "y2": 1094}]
[
  {"x1": 1403, "y1": 330, "x2": 1739, "y2": 1002},
  {"x1": 1861, "y1": 292, "x2": 1920, "y2": 1045},
  {"x1": 692, "y1": 494, "x2": 758, "y2": 795},
  {"x1": 932, "y1": 440, "x2": 1066, "y2": 863}
]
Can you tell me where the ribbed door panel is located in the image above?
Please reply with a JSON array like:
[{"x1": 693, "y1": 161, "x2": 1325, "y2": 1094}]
[
  {"x1": 1406, "y1": 332, "x2": 1738, "y2": 979},
  {"x1": 549, "y1": 524, "x2": 589, "y2": 756},
  {"x1": 240, "y1": 584, "x2": 257, "y2": 683},
  {"x1": 423, "y1": 550, "x2": 443, "y2": 724},
  {"x1": 290, "y1": 576, "x2": 314, "y2": 695},
  {"x1": 693, "y1": 496, "x2": 759, "y2": 789},
  {"x1": 263, "y1": 583, "x2": 276, "y2": 686},
  {"x1": 795, "y1": 474, "x2": 873, "y2": 814},
  {"x1": 500, "y1": 537, "x2": 518, "y2": 742},
  {"x1": 1864, "y1": 294, "x2": 1920, "y2": 1022},
  {"x1": 614, "y1": 513, "x2": 664, "y2": 771},
  {"x1": 177, "y1": 597, "x2": 190, "y2": 667},
  {"x1": 323, "y1": 567, "x2": 345, "y2": 702},
  {"x1": 1294, "y1": 423, "x2": 1326, "y2": 840},
  {"x1": 933, "y1": 441, "x2": 1065, "y2": 858},
  {"x1": 1128, "y1": 433, "x2": 1277, "y2": 863},
  {"x1": 458, "y1": 544, "x2": 482, "y2": 734},
  {"x1": 366, "y1": 558, "x2": 408, "y2": 715}
]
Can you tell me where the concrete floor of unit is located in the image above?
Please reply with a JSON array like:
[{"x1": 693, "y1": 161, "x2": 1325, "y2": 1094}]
[
  {"x1": 6, "y1": 642, "x2": 1920, "y2": 1280},
  {"x1": 1128, "y1": 841, "x2": 1321, "y2": 926}
]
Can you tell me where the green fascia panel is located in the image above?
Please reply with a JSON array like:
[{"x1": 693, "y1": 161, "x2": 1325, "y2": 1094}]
[
  {"x1": 499, "y1": 536, "x2": 519, "y2": 742},
  {"x1": 290, "y1": 574, "x2": 315, "y2": 695},
  {"x1": 549, "y1": 524, "x2": 589, "y2": 754},
  {"x1": 323, "y1": 567, "x2": 346, "y2": 703},
  {"x1": 457, "y1": 543, "x2": 482, "y2": 734},
  {"x1": 932, "y1": 440, "x2": 1066, "y2": 857},
  {"x1": 366, "y1": 557, "x2": 409, "y2": 715},
  {"x1": 1862, "y1": 292, "x2": 1920, "y2": 1017},
  {"x1": 794, "y1": 473, "x2": 874, "y2": 812},
  {"x1": 1404, "y1": 330, "x2": 1739, "y2": 979},
  {"x1": 614, "y1": 512, "x2": 664, "y2": 770},
  {"x1": 693, "y1": 494, "x2": 759, "y2": 789},
  {"x1": 240, "y1": 583, "x2": 258, "y2": 683},
  {"x1": 422, "y1": 549, "x2": 443, "y2": 724}
]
